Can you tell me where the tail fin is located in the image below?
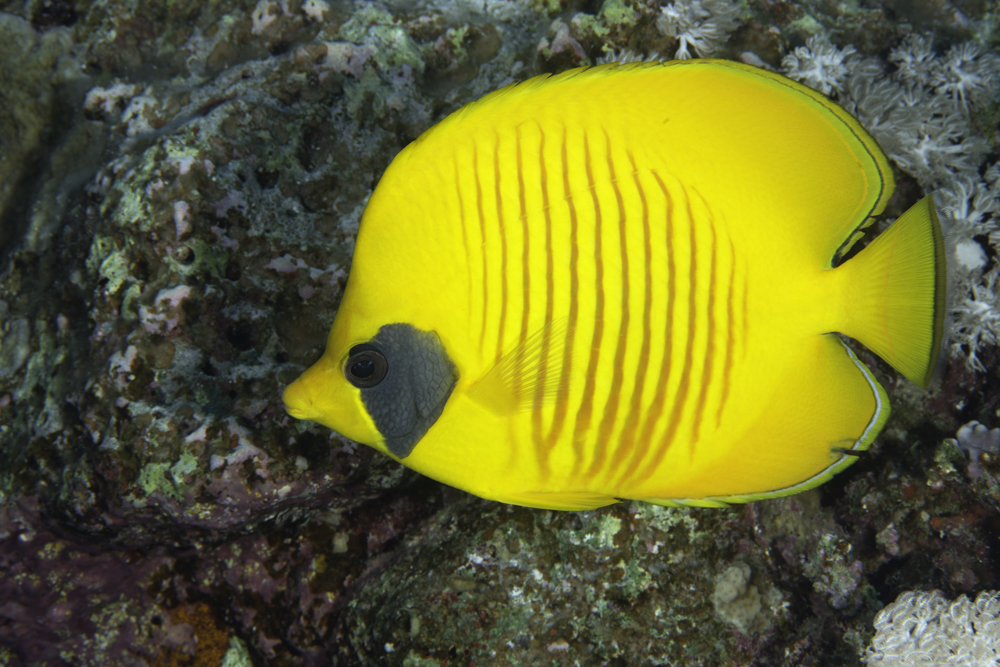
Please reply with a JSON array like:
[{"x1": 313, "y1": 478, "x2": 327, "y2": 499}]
[{"x1": 839, "y1": 196, "x2": 950, "y2": 389}]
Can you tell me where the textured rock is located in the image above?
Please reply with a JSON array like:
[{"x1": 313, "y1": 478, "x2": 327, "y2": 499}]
[{"x1": 0, "y1": 13, "x2": 77, "y2": 256}]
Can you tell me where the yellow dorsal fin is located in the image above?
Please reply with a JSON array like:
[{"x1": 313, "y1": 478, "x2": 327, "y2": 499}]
[
  {"x1": 467, "y1": 319, "x2": 571, "y2": 415},
  {"x1": 403, "y1": 60, "x2": 895, "y2": 269}
]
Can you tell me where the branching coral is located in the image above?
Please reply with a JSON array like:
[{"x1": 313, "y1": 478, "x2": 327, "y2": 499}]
[{"x1": 655, "y1": 0, "x2": 741, "y2": 59}]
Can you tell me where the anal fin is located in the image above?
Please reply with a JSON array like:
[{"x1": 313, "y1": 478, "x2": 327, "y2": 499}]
[
  {"x1": 502, "y1": 490, "x2": 620, "y2": 511},
  {"x1": 638, "y1": 335, "x2": 890, "y2": 505},
  {"x1": 707, "y1": 336, "x2": 890, "y2": 503}
]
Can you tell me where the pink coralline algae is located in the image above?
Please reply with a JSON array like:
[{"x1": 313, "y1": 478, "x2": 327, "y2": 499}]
[{"x1": 139, "y1": 285, "x2": 193, "y2": 335}]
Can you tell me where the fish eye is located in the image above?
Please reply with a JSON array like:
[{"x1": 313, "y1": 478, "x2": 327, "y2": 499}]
[{"x1": 345, "y1": 344, "x2": 388, "y2": 388}]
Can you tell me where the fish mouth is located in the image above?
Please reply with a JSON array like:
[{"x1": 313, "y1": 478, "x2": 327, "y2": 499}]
[{"x1": 282, "y1": 379, "x2": 315, "y2": 421}]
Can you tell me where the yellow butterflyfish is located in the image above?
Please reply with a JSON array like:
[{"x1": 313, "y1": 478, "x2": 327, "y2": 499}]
[{"x1": 283, "y1": 59, "x2": 949, "y2": 511}]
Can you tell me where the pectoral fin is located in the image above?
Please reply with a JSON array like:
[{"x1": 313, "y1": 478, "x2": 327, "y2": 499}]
[{"x1": 468, "y1": 318, "x2": 571, "y2": 415}]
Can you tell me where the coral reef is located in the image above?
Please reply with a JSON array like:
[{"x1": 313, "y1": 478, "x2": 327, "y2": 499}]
[
  {"x1": 0, "y1": 0, "x2": 998, "y2": 664},
  {"x1": 863, "y1": 590, "x2": 1000, "y2": 665}
]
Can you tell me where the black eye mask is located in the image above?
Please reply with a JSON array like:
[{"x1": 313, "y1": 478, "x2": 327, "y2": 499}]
[{"x1": 345, "y1": 323, "x2": 458, "y2": 458}]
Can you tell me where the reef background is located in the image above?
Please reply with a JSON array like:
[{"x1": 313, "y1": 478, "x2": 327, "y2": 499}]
[{"x1": 0, "y1": 0, "x2": 998, "y2": 665}]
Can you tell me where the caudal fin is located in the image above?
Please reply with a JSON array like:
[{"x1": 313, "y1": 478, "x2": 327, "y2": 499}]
[{"x1": 839, "y1": 196, "x2": 950, "y2": 389}]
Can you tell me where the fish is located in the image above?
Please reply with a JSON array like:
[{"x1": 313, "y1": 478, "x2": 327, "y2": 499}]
[{"x1": 282, "y1": 59, "x2": 949, "y2": 510}]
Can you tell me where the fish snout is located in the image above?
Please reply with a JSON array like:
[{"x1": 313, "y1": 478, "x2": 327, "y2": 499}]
[
  {"x1": 282, "y1": 378, "x2": 316, "y2": 421},
  {"x1": 281, "y1": 357, "x2": 383, "y2": 445}
]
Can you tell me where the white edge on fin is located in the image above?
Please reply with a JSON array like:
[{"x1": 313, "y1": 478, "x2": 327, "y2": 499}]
[{"x1": 642, "y1": 340, "x2": 887, "y2": 508}]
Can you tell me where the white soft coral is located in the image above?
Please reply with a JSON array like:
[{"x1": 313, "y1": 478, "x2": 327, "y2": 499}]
[
  {"x1": 656, "y1": 0, "x2": 741, "y2": 60},
  {"x1": 781, "y1": 35, "x2": 857, "y2": 95},
  {"x1": 951, "y1": 266, "x2": 1000, "y2": 372},
  {"x1": 891, "y1": 35, "x2": 1000, "y2": 112},
  {"x1": 889, "y1": 103, "x2": 984, "y2": 188},
  {"x1": 888, "y1": 33, "x2": 937, "y2": 85},
  {"x1": 932, "y1": 42, "x2": 1000, "y2": 110},
  {"x1": 864, "y1": 590, "x2": 1000, "y2": 665},
  {"x1": 938, "y1": 174, "x2": 999, "y2": 272},
  {"x1": 596, "y1": 48, "x2": 663, "y2": 64},
  {"x1": 840, "y1": 49, "x2": 988, "y2": 189},
  {"x1": 936, "y1": 168, "x2": 1000, "y2": 371}
]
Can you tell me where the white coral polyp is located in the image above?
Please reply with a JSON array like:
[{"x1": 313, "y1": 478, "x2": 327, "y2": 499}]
[
  {"x1": 780, "y1": 35, "x2": 856, "y2": 95},
  {"x1": 889, "y1": 34, "x2": 936, "y2": 85},
  {"x1": 889, "y1": 35, "x2": 1000, "y2": 112},
  {"x1": 864, "y1": 590, "x2": 1000, "y2": 665},
  {"x1": 656, "y1": 0, "x2": 740, "y2": 60},
  {"x1": 932, "y1": 42, "x2": 1000, "y2": 109},
  {"x1": 952, "y1": 268, "x2": 1000, "y2": 372}
]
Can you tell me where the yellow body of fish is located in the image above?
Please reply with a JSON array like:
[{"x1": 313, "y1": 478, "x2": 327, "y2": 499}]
[{"x1": 283, "y1": 59, "x2": 948, "y2": 510}]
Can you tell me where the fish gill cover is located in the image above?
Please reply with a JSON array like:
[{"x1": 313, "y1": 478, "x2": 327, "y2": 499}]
[{"x1": 0, "y1": 0, "x2": 998, "y2": 665}]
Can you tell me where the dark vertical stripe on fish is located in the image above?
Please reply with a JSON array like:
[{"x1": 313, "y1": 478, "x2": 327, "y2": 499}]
[
  {"x1": 453, "y1": 155, "x2": 473, "y2": 330},
  {"x1": 614, "y1": 153, "x2": 652, "y2": 487},
  {"x1": 620, "y1": 170, "x2": 675, "y2": 487},
  {"x1": 515, "y1": 127, "x2": 531, "y2": 406},
  {"x1": 689, "y1": 190, "x2": 716, "y2": 456},
  {"x1": 571, "y1": 131, "x2": 604, "y2": 475},
  {"x1": 717, "y1": 233, "x2": 736, "y2": 429},
  {"x1": 590, "y1": 131, "x2": 629, "y2": 479},
  {"x1": 534, "y1": 125, "x2": 555, "y2": 472},
  {"x1": 545, "y1": 126, "x2": 578, "y2": 452},
  {"x1": 494, "y1": 133, "x2": 508, "y2": 365},
  {"x1": 473, "y1": 144, "x2": 488, "y2": 356},
  {"x1": 639, "y1": 182, "x2": 697, "y2": 484},
  {"x1": 742, "y1": 267, "x2": 749, "y2": 358}
]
